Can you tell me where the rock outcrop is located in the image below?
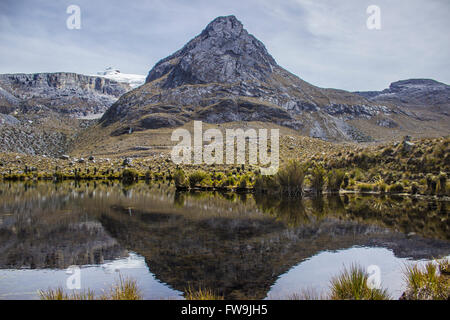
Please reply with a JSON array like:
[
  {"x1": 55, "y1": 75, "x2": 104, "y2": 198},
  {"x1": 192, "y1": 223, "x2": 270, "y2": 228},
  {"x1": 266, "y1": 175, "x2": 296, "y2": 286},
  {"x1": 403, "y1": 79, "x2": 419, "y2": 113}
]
[
  {"x1": 0, "y1": 72, "x2": 131, "y2": 117},
  {"x1": 0, "y1": 72, "x2": 133, "y2": 156},
  {"x1": 355, "y1": 79, "x2": 450, "y2": 115}
]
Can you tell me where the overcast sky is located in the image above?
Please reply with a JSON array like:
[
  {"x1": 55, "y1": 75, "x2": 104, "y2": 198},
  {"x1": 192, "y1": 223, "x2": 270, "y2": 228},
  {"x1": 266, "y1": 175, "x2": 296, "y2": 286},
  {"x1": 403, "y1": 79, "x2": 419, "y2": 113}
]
[{"x1": 0, "y1": 0, "x2": 449, "y2": 91}]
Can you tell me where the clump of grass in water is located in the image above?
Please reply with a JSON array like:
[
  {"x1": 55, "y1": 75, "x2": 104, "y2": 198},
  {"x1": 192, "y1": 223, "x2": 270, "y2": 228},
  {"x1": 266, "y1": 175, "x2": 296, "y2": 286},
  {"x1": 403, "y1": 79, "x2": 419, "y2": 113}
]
[
  {"x1": 402, "y1": 259, "x2": 449, "y2": 300},
  {"x1": 39, "y1": 276, "x2": 141, "y2": 300},
  {"x1": 329, "y1": 264, "x2": 390, "y2": 300},
  {"x1": 288, "y1": 287, "x2": 326, "y2": 300},
  {"x1": 39, "y1": 288, "x2": 95, "y2": 300},
  {"x1": 100, "y1": 275, "x2": 142, "y2": 300},
  {"x1": 184, "y1": 286, "x2": 223, "y2": 300}
]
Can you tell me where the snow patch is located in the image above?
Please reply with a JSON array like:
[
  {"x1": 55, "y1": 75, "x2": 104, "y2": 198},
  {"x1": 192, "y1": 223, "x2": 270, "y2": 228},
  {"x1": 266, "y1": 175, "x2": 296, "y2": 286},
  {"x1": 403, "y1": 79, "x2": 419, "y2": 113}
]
[{"x1": 94, "y1": 67, "x2": 145, "y2": 89}]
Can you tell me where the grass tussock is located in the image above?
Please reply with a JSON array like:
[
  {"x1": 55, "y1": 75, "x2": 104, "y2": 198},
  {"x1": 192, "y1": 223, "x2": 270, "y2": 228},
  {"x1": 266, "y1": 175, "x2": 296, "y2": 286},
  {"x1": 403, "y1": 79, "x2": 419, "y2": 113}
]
[
  {"x1": 39, "y1": 288, "x2": 96, "y2": 300},
  {"x1": 329, "y1": 264, "x2": 390, "y2": 300},
  {"x1": 402, "y1": 260, "x2": 450, "y2": 300},
  {"x1": 100, "y1": 275, "x2": 142, "y2": 300},
  {"x1": 39, "y1": 276, "x2": 141, "y2": 300},
  {"x1": 288, "y1": 287, "x2": 326, "y2": 300},
  {"x1": 184, "y1": 286, "x2": 224, "y2": 300}
]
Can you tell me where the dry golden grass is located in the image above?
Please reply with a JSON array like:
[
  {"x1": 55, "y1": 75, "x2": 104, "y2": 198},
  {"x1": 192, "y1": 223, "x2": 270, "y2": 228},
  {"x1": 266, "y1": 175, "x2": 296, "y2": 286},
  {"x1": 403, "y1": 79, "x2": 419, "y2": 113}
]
[
  {"x1": 402, "y1": 259, "x2": 450, "y2": 300},
  {"x1": 329, "y1": 264, "x2": 390, "y2": 300},
  {"x1": 39, "y1": 276, "x2": 141, "y2": 300},
  {"x1": 184, "y1": 286, "x2": 224, "y2": 300}
]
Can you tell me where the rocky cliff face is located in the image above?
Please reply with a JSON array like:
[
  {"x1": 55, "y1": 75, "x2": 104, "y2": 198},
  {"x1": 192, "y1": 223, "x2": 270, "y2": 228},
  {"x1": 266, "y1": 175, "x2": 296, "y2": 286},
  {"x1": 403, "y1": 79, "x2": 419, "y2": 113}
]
[
  {"x1": 101, "y1": 15, "x2": 401, "y2": 142},
  {"x1": 355, "y1": 79, "x2": 450, "y2": 116},
  {"x1": 0, "y1": 72, "x2": 131, "y2": 117},
  {"x1": 0, "y1": 72, "x2": 132, "y2": 156}
]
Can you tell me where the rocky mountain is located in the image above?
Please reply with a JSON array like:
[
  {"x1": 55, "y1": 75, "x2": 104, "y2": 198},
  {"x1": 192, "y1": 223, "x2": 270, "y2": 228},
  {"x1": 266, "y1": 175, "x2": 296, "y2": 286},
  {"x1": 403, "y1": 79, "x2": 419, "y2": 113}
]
[
  {"x1": 1, "y1": 16, "x2": 449, "y2": 158},
  {"x1": 100, "y1": 15, "x2": 425, "y2": 142},
  {"x1": 0, "y1": 72, "x2": 131, "y2": 117},
  {"x1": 355, "y1": 79, "x2": 450, "y2": 116},
  {"x1": 0, "y1": 72, "x2": 133, "y2": 156}
]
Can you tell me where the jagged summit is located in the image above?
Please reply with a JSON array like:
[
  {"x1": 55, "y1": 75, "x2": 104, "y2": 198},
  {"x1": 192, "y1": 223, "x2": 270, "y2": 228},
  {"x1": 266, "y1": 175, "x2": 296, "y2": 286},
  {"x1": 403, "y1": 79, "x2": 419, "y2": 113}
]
[
  {"x1": 201, "y1": 15, "x2": 244, "y2": 38},
  {"x1": 145, "y1": 15, "x2": 277, "y2": 88}
]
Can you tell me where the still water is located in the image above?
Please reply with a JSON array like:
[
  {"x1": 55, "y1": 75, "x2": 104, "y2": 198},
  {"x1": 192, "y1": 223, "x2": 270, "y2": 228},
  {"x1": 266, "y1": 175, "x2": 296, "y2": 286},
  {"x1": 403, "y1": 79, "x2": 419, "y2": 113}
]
[{"x1": 0, "y1": 181, "x2": 448, "y2": 299}]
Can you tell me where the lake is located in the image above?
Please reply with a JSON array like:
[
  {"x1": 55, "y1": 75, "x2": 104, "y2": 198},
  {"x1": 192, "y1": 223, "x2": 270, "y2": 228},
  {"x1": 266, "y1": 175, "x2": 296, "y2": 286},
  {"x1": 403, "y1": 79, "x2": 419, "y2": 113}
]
[{"x1": 0, "y1": 181, "x2": 448, "y2": 299}]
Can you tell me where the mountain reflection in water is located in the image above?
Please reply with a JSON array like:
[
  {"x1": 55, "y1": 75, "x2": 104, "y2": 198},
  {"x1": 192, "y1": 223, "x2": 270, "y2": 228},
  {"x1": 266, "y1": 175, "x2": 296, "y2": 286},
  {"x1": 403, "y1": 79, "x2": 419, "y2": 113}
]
[{"x1": 0, "y1": 181, "x2": 448, "y2": 299}]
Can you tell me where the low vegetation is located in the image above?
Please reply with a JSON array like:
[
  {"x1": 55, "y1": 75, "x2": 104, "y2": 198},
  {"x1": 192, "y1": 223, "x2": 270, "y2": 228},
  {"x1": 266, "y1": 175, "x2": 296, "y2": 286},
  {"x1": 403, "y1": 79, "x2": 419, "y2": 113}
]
[
  {"x1": 1, "y1": 137, "x2": 448, "y2": 198},
  {"x1": 329, "y1": 264, "x2": 390, "y2": 300},
  {"x1": 275, "y1": 160, "x2": 305, "y2": 196},
  {"x1": 184, "y1": 286, "x2": 224, "y2": 300},
  {"x1": 401, "y1": 259, "x2": 450, "y2": 300},
  {"x1": 38, "y1": 260, "x2": 449, "y2": 300},
  {"x1": 39, "y1": 288, "x2": 96, "y2": 300},
  {"x1": 39, "y1": 276, "x2": 142, "y2": 300}
]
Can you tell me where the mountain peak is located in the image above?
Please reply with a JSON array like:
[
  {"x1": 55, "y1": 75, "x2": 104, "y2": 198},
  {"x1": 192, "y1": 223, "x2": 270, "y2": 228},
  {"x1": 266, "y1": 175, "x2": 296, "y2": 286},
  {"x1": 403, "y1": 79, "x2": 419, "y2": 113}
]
[
  {"x1": 145, "y1": 15, "x2": 277, "y2": 87},
  {"x1": 202, "y1": 15, "x2": 244, "y2": 38}
]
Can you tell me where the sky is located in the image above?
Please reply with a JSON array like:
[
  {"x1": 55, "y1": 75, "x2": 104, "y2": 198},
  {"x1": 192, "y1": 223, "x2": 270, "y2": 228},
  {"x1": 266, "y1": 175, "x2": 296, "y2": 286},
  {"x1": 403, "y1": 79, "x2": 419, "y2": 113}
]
[{"x1": 0, "y1": 0, "x2": 449, "y2": 91}]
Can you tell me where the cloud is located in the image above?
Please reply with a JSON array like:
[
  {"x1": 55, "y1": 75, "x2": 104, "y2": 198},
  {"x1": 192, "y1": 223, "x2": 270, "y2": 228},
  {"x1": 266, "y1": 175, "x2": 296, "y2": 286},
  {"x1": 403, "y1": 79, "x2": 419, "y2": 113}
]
[{"x1": 0, "y1": 0, "x2": 449, "y2": 91}]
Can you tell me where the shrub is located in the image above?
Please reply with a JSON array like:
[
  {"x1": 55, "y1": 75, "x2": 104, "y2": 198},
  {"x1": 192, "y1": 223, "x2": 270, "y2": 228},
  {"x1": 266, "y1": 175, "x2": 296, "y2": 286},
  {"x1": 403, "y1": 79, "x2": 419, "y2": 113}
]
[
  {"x1": 410, "y1": 182, "x2": 420, "y2": 194},
  {"x1": 342, "y1": 174, "x2": 350, "y2": 189},
  {"x1": 173, "y1": 169, "x2": 187, "y2": 188},
  {"x1": 238, "y1": 175, "x2": 250, "y2": 189},
  {"x1": 327, "y1": 169, "x2": 345, "y2": 192},
  {"x1": 213, "y1": 172, "x2": 225, "y2": 181},
  {"x1": 53, "y1": 171, "x2": 64, "y2": 182},
  {"x1": 376, "y1": 181, "x2": 387, "y2": 193},
  {"x1": 426, "y1": 174, "x2": 435, "y2": 193},
  {"x1": 121, "y1": 169, "x2": 139, "y2": 184},
  {"x1": 357, "y1": 183, "x2": 373, "y2": 193},
  {"x1": 436, "y1": 172, "x2": 447, "y2": 195},
  {"x1": 276, "y1": 160, "x2": 305, "y2": 196},
  {"x1": 330, "y1": 264, "x2": 390, "y2": 300},
  {"x1": 388, "y1": 183, "x2": 404, "y2": 193},
  {"x1": 310, "y1": 165, "x2": 326, "y2": 195},
  {"x1": 253, "y1": 175, "x2": 275, "y2": 192},
  {"x1": 201, "y1": 177, "x2": 213, "y2": 187},
  {"x1": 224, "y1": 176, "x2": 236, "y2": 187},
  {"x1": 188, "y1": 170, "x2": 208, "y2": 188},
  {"x1": 352, "y1": 168, "x2": 364, "y2": 181}
]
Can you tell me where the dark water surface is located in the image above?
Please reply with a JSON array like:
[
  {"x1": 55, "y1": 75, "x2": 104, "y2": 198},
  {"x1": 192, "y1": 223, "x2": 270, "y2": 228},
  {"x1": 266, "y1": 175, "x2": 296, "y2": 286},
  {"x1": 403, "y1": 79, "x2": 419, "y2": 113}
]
[{"x1": 0, "y1": 181, "x2": 448, "y2": 299}]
